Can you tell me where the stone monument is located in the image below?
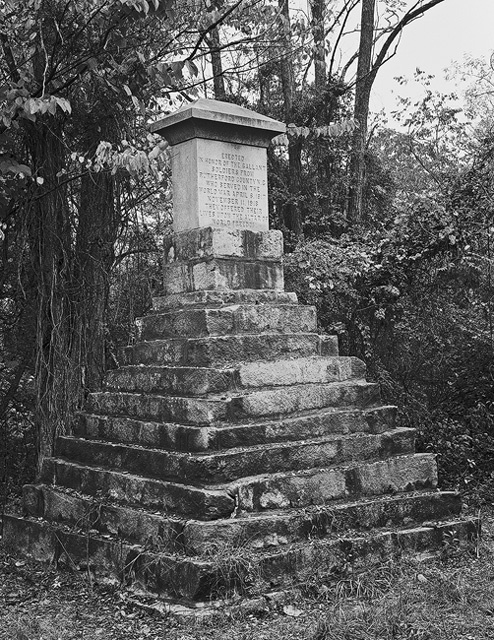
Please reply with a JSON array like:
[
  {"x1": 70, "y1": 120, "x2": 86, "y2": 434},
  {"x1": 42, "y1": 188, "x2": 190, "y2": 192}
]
[{"x1": 2, "y1": 99, "x2": 478, "y2": 608}]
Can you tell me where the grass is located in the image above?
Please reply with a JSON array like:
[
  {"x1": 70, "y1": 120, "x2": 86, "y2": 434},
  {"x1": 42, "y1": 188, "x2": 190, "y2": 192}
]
[{"x1": 0, "y1": 506, "x2": 493, "y2": 640}]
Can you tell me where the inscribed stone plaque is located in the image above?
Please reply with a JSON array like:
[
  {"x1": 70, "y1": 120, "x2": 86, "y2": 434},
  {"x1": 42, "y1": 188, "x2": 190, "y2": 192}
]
[
  {"x1": 197, "y1": 139, "x2": 268, "y2": 231},
  {"x1": 171, "y1": 138, "x2": 269, "y2": 232}
]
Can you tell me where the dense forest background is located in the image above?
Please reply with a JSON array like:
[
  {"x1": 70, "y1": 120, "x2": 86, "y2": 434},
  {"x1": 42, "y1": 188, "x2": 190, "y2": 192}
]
[{"x1": 1, "y1": 0, "x2": 494, "y2": 512}]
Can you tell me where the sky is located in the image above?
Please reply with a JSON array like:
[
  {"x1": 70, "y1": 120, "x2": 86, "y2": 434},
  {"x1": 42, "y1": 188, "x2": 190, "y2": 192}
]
[{"x1": 370, "y1": 0, "x2": 494, "y2": 116}]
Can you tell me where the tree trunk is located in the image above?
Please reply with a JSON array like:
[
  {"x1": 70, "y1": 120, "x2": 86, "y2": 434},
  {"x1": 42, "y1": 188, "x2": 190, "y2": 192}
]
[
  {"x1": 27, "y1": 121, "x2": 81, "y2": 475},
  {"x1": 348, "y1": 0, "x2": 375, "y2": 225},
  {"x1": 310, "y1": 0, "x2": 326, "y2": 94},
  {"x1": 278, "y1": 0, "x2": 303, "y2": 238},
  {"x1": 74, "y1": 169, "x2": 117, "y2": 391},
  {"x1": 309, "y1": 0, "x2": 329, "y2": 217},
  {"x1": 207, "y1": 26, "x2": 226, "y2": 100}
]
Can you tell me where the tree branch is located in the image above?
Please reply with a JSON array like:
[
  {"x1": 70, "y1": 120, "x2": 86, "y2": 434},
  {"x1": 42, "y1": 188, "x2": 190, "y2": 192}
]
[
  {"x1": 186, "y1": 0, "x2": 249, "y2": 61},
  {"x1": 369, "y1": 0, "x2": 448, "y2": 86}
]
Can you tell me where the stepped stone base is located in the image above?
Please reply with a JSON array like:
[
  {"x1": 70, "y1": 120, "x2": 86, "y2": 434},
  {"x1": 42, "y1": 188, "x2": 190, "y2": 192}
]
[
  {"x1": 2, "y1": 511, "x2": 478, "y2": 602},
  {"x1": 3, "y1": 226, "x2": 479, "y2": 606}
]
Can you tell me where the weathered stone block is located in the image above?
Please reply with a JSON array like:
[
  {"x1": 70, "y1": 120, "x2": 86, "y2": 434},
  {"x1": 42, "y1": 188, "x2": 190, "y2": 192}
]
[
  {"x1": 234, "y1": 453, "x2": 436, "y2": 512},
  {"x1": 74, "y1": 405, "x2": 397, "y2": 452},
  {"x1": 237, "y1": 356, "x2": 365, "y2": 388},
  {"x1": 104, "y1": 365, "x2": 238, "y2": 396},
  {"x1": 152, "y1": 289, "x2": 298, "y2": 309},
  {"x1": 164, "y1": 227, "x2": 283, "y2": 263},
  {"x1": 42, "y1": 458, "x2": 234, "y2": 520},
  {"x1": 138, "y1": 304, "x2": 316, "y2": 340},
  {"x1": 122, "y1": 333, "x2": 338, "y2": 367},
  {"x1": 103, "y1": 356, "x2": 364, "y2": 396},
  {"x1": 163, "y1": 258, "x2": 284, "y2": 293},
  {"x1": 22, "y1": 485, "x2": 185, "y2": 553},
  {"x1": 74, "y1": 412, "x2": 211, "y2": 451},
  {"x1": 227, "y1": 381, "x2": 381, "y2": 421},
  {"x1": 56, "y1": 427, "x2": 415, "y2": 484},
  {"x1": 182, "y1": 491, "x2": 462, "y2": 554},
  {"x1": 86, "y1": 381, "x2": 380, "y2": 426}
]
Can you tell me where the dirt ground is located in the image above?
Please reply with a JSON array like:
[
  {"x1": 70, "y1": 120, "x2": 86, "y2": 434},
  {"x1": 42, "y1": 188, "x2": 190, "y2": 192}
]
[{"x1": 1, "y1": 504, "x2": 493, "y2": 640}]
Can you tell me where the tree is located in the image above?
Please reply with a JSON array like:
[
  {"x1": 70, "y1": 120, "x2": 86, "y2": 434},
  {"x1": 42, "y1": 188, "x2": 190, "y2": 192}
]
[
  {"x1": 347, "y1": 0, "x2": 449, "y2": 224},
  {"x1": 0, "y1": 0, "x2": 252, "y2": 474}
]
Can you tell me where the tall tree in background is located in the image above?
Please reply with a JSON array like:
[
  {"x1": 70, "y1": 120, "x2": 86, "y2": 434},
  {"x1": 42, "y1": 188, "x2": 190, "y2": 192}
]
[
  {"x1": 278, "y1": 0, "x2": 303, "y2": 237},
  {"x1": 347, "y1": 0, "x2": 448, "y2": 224},
  {"x1": 310, "y1": 0, "x2": 327, "y2": 93},
  {"x1": 347, "y1": 0, "x2": 375, "y2": 223},
  {"x1": 206, "y1": 26, "x2": 227, "y2": 99}
]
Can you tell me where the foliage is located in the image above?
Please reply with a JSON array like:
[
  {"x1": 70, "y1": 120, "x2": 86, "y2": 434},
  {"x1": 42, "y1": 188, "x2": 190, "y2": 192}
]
[
  {"x1": 0, "y1": 363, "x2": 35, "y2": 502},
  {"x1": 416, "y1": 405, "x2": 494, "y2": 494},
  {"x1": 285, "y1": 106, "x2": 494, "y2": 493},
  {"x1": 0, "y1": 0, "x2": 228, "y2": 471}
]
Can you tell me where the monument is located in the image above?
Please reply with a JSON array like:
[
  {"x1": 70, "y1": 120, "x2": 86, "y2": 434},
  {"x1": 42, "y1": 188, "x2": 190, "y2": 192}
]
[{"x1": 2, "y1": 99, "x2": 478, "y2": 609}]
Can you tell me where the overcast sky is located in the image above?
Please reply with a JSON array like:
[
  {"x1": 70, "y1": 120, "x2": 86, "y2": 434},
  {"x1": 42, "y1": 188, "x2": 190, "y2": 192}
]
[{"x1": 370, "y1": 0, "x2": 494, "y2": 115}]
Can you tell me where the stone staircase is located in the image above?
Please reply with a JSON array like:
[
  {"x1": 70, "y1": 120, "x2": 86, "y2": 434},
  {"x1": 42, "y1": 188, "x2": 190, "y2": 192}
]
[{"x1": 3, "y1": 228, "x2": 478, "y2": 605}]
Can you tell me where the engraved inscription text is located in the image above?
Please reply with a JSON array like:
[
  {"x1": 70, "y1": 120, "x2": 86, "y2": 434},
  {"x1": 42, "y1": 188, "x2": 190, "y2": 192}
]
[{"x1": 197, "y1": 151, "x2": 267, "y2": 228}]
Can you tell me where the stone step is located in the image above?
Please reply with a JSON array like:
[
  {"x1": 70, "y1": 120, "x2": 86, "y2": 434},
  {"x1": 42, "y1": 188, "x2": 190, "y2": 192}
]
[
  {"x1": 137, "y1": 304, "x2": 317, "y2": 340},
  {"x1": 103, "y1": 356, "x2": 366, "y2": 396},
  {"x1": 74, "y1": 405, "x2": 397, "y2": 452},
  {"x1": 22, "y1": 484, "x2": 187, "y2": 555},
  {"x1": 105, "y1": 365, "x2": 237, "y2": 396},
  {"x1": 229, "y1": 453, "x2": 437, "y2": 513},
  {"x1": 56, "y1": 427, "x2": 415, "y2": 484},
  {"x1": 85, "y1": 380, "x2": 381, "y2": 426},
  {"x1": 181, "y1": 491, "x2": 463, "y2": 555},
  {"x1": 21, "y1": 484, "x2": 462, "y2": 556},
  {"x1": 152, "y1": 289, "x2": 298, "y2": 310},
  {"x1": 2, "y1": 513, "x2": 479, "y2": 601},
  {"x1": 40, "y1": 452, "x2": 435, "y2": 519},
  {"x1": 247, "y1": 519, "x2": 478, "y2": 596},
  {"x1": 122, "y1": 332, "x2": 338, "y2": 367},
  {"x1": 40, "y1": 458, "x2": 234, "y2": 520}
]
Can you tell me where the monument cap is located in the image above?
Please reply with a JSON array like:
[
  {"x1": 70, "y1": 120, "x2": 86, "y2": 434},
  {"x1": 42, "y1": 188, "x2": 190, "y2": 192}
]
[{"x1": 151, "y1": 98, "x2": 286, "y2": 148}]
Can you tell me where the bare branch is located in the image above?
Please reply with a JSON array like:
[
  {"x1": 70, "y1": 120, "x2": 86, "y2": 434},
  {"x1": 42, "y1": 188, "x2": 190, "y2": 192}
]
[
  {"x1": 329, "y1": 0, "x2": 359, "y2": 79},
  {"x1": 186, "y1": 0, "x2": 249, "y2": 61},
  {"x1": 369, "y1": 0, "x2": 447, "y2": 85}
]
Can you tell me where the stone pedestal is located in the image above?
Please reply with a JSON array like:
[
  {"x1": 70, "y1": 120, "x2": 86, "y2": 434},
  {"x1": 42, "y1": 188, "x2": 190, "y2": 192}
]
[
  {"x1": 2, "y1": 99, "x2": 479, "y2": 611},
  {"x1": 162, "y1": 227, "x2": 284, "y2": 294}
]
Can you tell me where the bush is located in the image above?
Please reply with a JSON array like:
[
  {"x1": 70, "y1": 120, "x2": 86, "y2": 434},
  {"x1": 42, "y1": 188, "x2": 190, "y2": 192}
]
[{"x1": 284, "y1": 227, "x2": 494, "y2": 498}]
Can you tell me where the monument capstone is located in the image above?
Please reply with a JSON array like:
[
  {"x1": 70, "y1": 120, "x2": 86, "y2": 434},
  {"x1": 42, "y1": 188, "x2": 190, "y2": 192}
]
[{"x1": 2, "y1": 98, "x2": 479, "y2": 610}]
